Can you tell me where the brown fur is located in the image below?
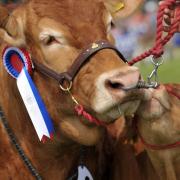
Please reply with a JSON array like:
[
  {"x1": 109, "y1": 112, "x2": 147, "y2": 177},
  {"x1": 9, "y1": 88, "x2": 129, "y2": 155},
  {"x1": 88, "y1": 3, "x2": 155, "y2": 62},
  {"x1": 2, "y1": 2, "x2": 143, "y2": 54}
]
[
  {"x1": 30, "y1": 0, "x2": 107, "y2": 47},
  {"x1": 0, "y1": 4, "x2": 9, "y2": 27},
  {"x1": 0, "y1": 0, "x2": 144, "y2": 179},
  {"x1": 136, "y1": 84, "x2": 180, "y2": 180}
]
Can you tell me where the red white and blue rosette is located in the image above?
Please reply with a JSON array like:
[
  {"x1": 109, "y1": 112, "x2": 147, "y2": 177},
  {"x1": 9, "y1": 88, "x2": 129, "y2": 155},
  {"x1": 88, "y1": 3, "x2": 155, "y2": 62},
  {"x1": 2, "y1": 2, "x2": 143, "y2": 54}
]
[
  {"x1": 2, "y1": 47, "x2": 33, "y2": 79},
  {"x1": 2, "y1": 47, "x2": 54, "y2": 143}
]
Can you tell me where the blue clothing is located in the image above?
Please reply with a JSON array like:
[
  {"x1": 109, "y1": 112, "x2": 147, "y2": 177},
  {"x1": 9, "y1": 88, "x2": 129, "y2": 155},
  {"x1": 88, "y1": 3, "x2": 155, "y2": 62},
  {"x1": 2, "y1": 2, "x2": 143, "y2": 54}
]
[{"x1": 173, "y1": 33, "x2": 180, "y2": 47}]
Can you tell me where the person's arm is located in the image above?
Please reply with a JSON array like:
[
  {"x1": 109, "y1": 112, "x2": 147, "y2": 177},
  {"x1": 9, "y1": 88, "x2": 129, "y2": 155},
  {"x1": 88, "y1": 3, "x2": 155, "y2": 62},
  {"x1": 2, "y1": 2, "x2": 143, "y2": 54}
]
[{"x1": 160, "y1": 0, "x2": 180, "y2": 32}]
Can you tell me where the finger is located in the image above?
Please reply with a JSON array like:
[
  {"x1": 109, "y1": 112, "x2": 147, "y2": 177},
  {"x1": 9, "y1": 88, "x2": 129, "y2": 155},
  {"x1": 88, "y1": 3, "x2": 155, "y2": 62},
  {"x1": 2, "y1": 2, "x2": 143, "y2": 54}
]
[
  {"x1": 164, "y1": 14, "x2": 171, "y2": 25},
  {"x1": 164, "y1": 9, "x2": 171, "y2": 17},
  {"x1": 164, "y1": 11, "x2": 174, "y2": 19},
  {"x1": 164, "y1": 8, "x2": 175, "y2": 18},
  {"x1": 164, "y1": 8, "x2": 170, "y2": 14}
]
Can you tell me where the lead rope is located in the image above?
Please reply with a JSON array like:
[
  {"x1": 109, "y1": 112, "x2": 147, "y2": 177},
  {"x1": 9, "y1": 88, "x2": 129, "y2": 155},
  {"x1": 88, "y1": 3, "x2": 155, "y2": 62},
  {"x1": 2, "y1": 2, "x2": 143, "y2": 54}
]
[
  {"x1": 125, "y1": 0, "x2": 180, "y2": 90},
  {"x1": 129, "y1": 0, "x2": 180, "y2": 150},
  {"x1": 165, "y1": 84, "x2": 180, "y2": 99},
  {"x1": 128, "y1": 0, "x2": 180, "y2": 66},
  {"x1": 0, "y1": 107, "x2": 42, "y2": 180}
]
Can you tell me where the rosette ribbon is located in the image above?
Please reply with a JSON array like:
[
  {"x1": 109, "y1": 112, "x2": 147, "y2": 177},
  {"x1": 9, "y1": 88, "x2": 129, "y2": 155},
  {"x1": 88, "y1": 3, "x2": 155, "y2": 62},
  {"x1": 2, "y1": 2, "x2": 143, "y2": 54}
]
[{"x1": 2, "y1": 47, "x2": 54, "y2": 143}]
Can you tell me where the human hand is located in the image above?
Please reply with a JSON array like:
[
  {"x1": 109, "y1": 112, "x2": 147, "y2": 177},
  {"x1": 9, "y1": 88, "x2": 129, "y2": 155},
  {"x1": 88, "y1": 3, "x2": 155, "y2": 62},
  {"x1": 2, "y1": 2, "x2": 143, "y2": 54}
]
[{"x1": 159, "y1": 0, "x2": 180, "y2": 32}]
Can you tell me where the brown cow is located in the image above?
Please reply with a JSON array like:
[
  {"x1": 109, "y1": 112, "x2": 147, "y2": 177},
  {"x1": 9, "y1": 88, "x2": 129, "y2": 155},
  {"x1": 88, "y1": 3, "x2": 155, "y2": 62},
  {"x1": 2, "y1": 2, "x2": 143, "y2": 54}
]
[
  {"x1": 0, "y1": 0, "x2": 146, "y2": 179},
  {"x1": 135, "y1": 84, "x2": 180, "y2": 180}
]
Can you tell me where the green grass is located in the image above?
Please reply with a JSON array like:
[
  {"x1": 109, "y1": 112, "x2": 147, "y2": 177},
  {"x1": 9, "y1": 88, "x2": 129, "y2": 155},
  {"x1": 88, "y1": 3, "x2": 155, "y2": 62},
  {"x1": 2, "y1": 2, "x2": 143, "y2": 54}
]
[{"x1": 136, "y1": 52, "x2": 180, "y2": 83}]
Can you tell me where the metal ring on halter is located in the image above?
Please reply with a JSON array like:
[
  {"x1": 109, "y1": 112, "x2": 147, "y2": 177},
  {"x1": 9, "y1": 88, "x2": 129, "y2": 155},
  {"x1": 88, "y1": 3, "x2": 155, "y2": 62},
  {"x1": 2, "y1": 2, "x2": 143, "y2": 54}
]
[
  {"x1": 151, "y1": 56, "x2": 164, "y2": 66},
  {"x1": 59, "y1": 81, "x2": 72, "y2": 92}
]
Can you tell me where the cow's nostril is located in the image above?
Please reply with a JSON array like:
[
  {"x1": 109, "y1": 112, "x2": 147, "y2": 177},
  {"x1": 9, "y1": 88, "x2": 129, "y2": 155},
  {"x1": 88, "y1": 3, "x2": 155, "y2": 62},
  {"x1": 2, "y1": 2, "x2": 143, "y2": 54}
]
[{"x1": 106, "y1": 80, "x2": 124, "y2": 90}]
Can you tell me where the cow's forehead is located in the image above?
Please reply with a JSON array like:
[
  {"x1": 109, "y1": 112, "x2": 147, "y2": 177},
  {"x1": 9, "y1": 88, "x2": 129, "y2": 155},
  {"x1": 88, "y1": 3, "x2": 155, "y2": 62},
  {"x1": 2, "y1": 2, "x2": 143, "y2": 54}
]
[
  {"x1": 30, "y1": 0, "x2": 108, "y2": 46},
  {"x1": 31, "y1": 0, "x2": 104, "y2": 19}
]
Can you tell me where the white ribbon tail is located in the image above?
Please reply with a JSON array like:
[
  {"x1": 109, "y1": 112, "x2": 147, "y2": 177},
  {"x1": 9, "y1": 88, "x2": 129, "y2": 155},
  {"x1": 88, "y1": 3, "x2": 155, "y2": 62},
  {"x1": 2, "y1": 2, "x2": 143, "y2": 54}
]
[{"x1": 17, "y1": 68, "x2": 54, "y2": 142}]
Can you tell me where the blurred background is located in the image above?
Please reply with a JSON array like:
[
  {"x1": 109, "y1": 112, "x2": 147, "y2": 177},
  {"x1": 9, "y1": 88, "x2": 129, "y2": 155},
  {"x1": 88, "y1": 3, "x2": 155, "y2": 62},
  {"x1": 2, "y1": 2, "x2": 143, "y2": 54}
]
[{"x1": 0, "y1": 0, "x2": 180, "y2": 83}]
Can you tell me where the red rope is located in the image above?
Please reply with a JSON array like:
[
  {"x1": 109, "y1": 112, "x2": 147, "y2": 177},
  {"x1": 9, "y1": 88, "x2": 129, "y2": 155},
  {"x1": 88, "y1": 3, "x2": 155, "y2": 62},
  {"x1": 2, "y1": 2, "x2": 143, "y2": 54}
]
[
  {"x1": 74, "y1": 105, "x2": 106, "y2": 127},
  {"x1": 128, "y1": 0, "x2": 180, "y2": 66},
  {"x1": 165, "y1": 84, "x2": 180, "y2": 99},
  {"x1": 134, "y1": 117, "x2": 180, "y2": 150},
  {"x1": 139, "y1": 132, "x2": 180, "y2": 150}
]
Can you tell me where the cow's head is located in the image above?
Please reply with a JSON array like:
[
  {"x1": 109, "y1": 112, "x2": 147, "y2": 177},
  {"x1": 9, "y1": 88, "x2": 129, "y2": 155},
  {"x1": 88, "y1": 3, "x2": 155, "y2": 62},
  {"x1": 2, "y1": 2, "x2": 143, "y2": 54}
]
[{"x1": 0, "y1": 0, "x2": 145, "y2": 145}]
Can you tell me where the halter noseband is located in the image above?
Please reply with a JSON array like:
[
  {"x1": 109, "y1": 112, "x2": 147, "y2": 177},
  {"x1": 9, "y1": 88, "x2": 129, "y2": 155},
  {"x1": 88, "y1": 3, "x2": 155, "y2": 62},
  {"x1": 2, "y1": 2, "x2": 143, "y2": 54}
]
[{"x1": 33, "y1": 40, "x2": 127, "y2": 90}]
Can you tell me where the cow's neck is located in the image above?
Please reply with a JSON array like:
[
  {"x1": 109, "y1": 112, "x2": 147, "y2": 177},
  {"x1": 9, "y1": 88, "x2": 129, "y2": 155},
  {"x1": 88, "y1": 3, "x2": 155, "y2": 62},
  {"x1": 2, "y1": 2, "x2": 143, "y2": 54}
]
[{"x1": 0, "y1": 79, "x2": 103, "y2": 179}]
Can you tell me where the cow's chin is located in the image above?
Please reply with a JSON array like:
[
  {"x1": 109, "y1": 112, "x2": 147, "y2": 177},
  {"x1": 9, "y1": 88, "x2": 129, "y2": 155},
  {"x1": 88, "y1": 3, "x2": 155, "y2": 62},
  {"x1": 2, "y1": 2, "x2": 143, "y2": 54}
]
[
  {"x1": 92, "y1": 87, "x2": 152, "y2": 120},
  {"x1": 60, "y1": 119, "x2": 104, "y2": 146},
  {"x1": 95, "y1": 100, "x2": 141, "y2": 124}
]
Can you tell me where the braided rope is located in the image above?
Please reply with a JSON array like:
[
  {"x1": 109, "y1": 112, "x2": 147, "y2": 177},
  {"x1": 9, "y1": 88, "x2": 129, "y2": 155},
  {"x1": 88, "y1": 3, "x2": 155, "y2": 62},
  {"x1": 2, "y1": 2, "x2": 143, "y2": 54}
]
[
  {"x1": 165, "y1": 84, "x2": 180, "y2": 99},
  {"x1": 128, "y1": 0, "x2": 180, "y2": 66},
  {"x1": 75, "y1": 105, "x2": 106, "y2": 127}
]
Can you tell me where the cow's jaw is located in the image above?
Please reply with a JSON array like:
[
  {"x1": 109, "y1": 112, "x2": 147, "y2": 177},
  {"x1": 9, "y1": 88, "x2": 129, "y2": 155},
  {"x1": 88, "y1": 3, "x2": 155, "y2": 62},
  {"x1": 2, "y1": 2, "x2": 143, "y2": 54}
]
[{"x1": 93, "y1": 100, "x2": 140, "y2": 124}]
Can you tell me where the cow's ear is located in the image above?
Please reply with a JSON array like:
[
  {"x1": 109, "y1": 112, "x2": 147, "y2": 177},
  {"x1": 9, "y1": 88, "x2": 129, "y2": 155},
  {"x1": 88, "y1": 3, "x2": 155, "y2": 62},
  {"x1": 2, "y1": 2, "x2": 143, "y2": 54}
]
[
  {"x1": 102, "y1": 0, "x2": 144, "y2": 19},
  {"x1": 0, "y1": 4, "x2": 26, "y2": 46}
]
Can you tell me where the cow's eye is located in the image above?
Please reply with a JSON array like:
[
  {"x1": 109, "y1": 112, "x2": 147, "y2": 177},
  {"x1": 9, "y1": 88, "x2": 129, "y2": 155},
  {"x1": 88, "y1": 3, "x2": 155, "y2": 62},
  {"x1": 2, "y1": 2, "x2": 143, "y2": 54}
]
[{"x1": 43, "y1": 36, "x2": 57, "y2": 45}]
